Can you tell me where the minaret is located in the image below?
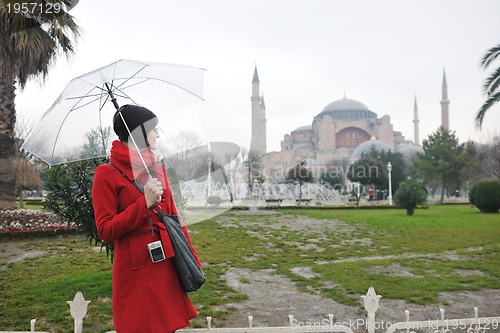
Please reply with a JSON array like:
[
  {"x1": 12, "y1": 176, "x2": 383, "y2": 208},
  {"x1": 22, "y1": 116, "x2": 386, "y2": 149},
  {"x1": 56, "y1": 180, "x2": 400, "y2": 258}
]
[
  {"x1": 260, "y1": 94, "x2": 267, "y2": 153},
  {"x1": 250, "y1": 65, "x2": 267, "y2": 155},
  {"x1": 440, "y1": 69, "x2": 450, "y2": 130},
  {"x1": 413, "y1": 95, "x2": 420, "y2": 145}
]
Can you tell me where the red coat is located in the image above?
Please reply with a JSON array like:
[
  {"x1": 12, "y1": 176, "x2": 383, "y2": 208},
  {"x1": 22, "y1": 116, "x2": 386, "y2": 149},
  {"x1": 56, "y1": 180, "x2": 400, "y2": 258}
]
[{"x1": 92, "y1": 141, "x2": 201, "y2": 333}]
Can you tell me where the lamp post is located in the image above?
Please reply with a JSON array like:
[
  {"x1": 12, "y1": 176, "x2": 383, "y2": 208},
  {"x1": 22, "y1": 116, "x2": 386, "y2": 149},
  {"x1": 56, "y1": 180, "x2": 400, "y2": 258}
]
[
  {"x1": 207, "y1": 156, "x2": 212, "y2": 197},
  {"x1": 387, "y1": 162, "x2": 393, "y2": 205}
]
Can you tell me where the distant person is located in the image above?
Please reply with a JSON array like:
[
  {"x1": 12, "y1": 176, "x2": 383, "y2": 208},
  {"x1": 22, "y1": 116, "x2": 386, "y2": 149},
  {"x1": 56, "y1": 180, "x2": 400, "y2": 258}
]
[
  {"x1": 368, "y1": 188, "x2": 374, "y2": 201},
  {"x1": 92, "y1": 104, "x2": 201, "y2": 333}
]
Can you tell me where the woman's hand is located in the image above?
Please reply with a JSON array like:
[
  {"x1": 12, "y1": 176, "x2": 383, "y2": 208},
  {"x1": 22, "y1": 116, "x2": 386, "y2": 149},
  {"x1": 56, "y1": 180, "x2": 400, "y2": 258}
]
[{"x1": 144, "y1": 177, "x2": 163, "y2": 209}]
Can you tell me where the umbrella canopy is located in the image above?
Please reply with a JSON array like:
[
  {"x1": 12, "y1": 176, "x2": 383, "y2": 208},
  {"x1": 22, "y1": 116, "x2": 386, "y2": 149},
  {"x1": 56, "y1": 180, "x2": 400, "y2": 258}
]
[{"x1": 21, "y1": 59, "x2": 205, "y2": 165}]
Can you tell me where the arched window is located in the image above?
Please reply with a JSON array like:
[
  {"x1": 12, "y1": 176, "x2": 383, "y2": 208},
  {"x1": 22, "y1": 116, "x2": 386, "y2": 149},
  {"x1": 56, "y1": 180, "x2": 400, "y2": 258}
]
[{"x1": 336, "y1": 127, "x2": 370, "y2": 148}]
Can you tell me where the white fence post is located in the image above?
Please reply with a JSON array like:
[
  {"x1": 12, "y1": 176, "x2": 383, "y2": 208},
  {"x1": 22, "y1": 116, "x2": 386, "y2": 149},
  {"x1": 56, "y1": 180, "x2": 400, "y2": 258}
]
[
  {"x1": 66, "y1": 291, "x2": 91, "y2": 333},
  {"x1": 362, "y1": 287, "x2": 381, "y2": 333},
  {"x1": 385, "y1": 306, "x2": 500, "y2": 333},
  {"x1": 3, "y1": 289, "x2": 500, "y2": 333}
]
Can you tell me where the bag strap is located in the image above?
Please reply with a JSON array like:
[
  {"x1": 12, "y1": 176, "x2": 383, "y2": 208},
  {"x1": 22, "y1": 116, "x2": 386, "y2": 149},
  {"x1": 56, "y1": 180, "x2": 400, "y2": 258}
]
[
  {"x1": 109, "y1": 162, "x2": 165, "y2": 235},
  {"x1": 109, "y1": 162, "x2": 144, "y2": 191},
  {"x1": 108, "y1": 162, "x2": 178, "y2": 219}
]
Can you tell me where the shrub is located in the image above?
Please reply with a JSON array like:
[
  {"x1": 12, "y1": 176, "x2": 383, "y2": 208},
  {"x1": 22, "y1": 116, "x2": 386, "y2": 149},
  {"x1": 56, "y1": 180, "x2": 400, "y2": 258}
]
[
  {"x1": 207, "y1": 195, "x2": 223, "y2": 208},
  {"x1": 394, "y1": 179, "x2": 427, "y2": 216},
  {"x1": 469, "y1": 178, "x2": 500, "y2": 213},
  {"x1": 43, "y1": 158, "x2": 111, "y2": 254}
]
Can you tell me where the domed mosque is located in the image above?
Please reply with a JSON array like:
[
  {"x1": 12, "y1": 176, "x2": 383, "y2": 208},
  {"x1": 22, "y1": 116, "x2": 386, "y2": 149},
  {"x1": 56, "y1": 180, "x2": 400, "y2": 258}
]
[{"x1": 249, "y1": 66, "x2": 445, "y2": 181}]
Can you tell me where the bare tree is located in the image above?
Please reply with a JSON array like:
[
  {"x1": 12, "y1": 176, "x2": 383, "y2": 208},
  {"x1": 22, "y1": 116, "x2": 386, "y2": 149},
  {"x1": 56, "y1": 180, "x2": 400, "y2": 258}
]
[
  {"x1": 480, "y1": 136, "x2": 500, "y2": 179},
  {"x1": 168, "y1": 130, "x2": 203, "y2": 161},
  {"x1": 159, "y1": 131, "x2": 204, "y2": 180},
  {"x1": 15, "y1": 158, "x2": 43, "y2": 208},
  {"x1": 81, "y1": 126, "x2": 113, "y2": 159},
  {"x1": 14, "y1": 113, "x2": 44, "y2": 208}
]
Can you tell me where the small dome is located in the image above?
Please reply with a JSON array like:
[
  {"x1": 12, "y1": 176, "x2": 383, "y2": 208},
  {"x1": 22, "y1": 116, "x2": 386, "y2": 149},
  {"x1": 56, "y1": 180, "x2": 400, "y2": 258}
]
[
  {"x1": 293, "y1": 125, "x2": 313, "y2": 132},
  {"x1": 315, "y1": 97, "x2": 377, "y2": 121},
  {"x1": 399, "y1": 144, "x2": 424, "y2": 163},
  {"x1": 351, "y1": 138, "x2": 391, "y2": 161}
]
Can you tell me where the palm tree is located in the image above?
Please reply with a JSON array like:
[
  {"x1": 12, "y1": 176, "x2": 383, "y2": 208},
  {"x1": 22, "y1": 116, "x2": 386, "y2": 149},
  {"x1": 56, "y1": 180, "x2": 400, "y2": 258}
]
[
  {"x1": 0, "y1": 0, "x2": 80, "y2": 209},
  {"x1": 476, "y1": 43, "x2": 500, "y2": 128}
]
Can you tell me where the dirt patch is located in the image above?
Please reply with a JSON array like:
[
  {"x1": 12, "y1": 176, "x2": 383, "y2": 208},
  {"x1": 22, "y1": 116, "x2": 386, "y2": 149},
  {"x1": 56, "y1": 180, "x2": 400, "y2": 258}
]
[
  {"x1": 0, "y1": 240, "x2": 47, "y2": 270},
  {"x1": 231, "y1": 211, "x2": 357, "y2": 235},
  {"x1": 220, "y1": 268, "x2": 364, "y2": 328},
  {"x1": 221, "y1": 268, "x2": 500, "y2": 331},
  {"x1": 363, "y1": 263, "x2": 422, "y2": 277}
]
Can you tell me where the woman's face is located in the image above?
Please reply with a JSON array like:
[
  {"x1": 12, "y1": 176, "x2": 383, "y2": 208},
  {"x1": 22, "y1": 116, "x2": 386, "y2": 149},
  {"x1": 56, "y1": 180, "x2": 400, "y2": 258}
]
[{"x1": 147, "y1": 127, "x2": 160, "y2": 150}]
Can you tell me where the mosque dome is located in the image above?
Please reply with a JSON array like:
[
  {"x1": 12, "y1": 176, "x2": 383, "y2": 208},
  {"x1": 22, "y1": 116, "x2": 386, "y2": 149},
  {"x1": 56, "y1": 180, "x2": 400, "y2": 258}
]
[
  {"x1": 351, "y1": 138, "x2": 391, "y2": 161},
  {"x1": 398, "y1": 144, "x2": 424, "y2": 163},
  {"x1": 293, "y1": 125, "x2": 313, "y2": 132},
  {"x1": 315, "y1": 97, "x2": 377, "y2": 121}
]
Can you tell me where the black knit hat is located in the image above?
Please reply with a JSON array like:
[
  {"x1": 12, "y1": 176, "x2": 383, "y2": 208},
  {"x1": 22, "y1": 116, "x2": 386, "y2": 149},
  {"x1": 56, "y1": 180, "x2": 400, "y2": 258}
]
[{"x1": 113, "y1": 104, "x2": 158, "y2": 147}]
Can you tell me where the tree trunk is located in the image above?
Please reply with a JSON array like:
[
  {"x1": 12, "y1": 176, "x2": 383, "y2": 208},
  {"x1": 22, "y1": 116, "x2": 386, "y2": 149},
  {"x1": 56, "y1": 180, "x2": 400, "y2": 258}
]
[
  {"x1": 0, "y1": 78, "x2": 17, "y2": 210},
  {"x1": 439, "y1": 180, "x2": 445, "y2": 204}
]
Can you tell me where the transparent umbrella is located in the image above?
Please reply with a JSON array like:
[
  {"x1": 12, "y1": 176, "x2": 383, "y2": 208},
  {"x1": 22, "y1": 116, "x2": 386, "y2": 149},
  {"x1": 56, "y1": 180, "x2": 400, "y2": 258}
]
[
  {"x1": 21, "y1": 59, "x2": 249, "y2": 223},
  {"x1": 20, "y1": 59, "x2": 205, "y2": 166}
]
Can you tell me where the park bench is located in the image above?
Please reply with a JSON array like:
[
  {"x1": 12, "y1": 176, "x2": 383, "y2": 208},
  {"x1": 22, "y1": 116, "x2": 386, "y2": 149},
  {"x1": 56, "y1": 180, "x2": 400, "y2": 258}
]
[
  {"x1": 295, "y1": 198, "x2": 311, "y2": 205},
  {"x1": 265, "y1": 198, "x2": 283, "y2": 206},
  {"x1": 347, "y1": 198, "x2": 359, "y2": 206}
]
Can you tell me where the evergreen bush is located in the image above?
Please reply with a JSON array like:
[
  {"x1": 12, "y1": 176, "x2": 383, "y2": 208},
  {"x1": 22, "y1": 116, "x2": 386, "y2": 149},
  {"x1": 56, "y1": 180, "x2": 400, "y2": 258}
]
[
  {"x1": 207, "y1": 195, "x2": 223, "y2": 208},
  {"x1": 394, "y1": 179, "x2": 427, "y2": 216},
  {"x1": 469, "y1": 178, "x2": 500, "y2": 213},
  {"x1": 43, "y1": 158, "x2": 111, "y2": 255}
]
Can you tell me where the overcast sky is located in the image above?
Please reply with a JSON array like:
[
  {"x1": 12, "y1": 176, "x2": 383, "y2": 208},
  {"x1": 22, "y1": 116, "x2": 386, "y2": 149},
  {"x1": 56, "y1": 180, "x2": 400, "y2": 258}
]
[{"x1": 16, "y1": 0, "x2": 500, "y2": 153}]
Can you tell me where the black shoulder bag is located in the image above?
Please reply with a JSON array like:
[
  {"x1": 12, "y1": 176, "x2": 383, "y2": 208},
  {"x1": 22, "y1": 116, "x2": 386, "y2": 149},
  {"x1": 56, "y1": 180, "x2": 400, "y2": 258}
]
[{"x1": 109, "y1": 163, "x2": 205, "y2": 292}]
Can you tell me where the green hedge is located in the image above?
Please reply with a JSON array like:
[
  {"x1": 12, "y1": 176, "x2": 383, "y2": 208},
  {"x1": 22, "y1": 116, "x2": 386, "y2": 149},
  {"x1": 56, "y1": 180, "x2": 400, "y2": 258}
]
[{"x1": 469, "y1": 178, "x2": 500, "y2": 213}]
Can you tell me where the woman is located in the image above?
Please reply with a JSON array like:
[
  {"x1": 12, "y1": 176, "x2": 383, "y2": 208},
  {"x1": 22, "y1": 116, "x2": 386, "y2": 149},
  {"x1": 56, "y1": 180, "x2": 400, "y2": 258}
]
[{"x1": 92, "y1": 104, "x2": 201, "y2": 333}]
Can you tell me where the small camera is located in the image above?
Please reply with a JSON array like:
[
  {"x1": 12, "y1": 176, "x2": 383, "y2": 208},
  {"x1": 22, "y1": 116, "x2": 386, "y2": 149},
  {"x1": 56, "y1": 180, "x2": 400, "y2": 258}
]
[{"x1": 147, "y1": 241, "x2": 166, "y2": 263}]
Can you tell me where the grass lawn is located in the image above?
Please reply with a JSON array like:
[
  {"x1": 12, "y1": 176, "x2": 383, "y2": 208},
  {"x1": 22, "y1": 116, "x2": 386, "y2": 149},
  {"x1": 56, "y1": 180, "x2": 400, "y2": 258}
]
[
  {"x1": 0, "y1": 204, "x2": 498, "y2": 332},
  {"x1": 15, "y1": 201, "x2": 44, "y2": 210}
]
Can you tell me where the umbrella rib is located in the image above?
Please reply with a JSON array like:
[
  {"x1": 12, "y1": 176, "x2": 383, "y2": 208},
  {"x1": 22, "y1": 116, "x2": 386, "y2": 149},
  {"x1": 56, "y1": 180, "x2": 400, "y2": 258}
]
[
  {"x1": 98, "y1": 88, "x2": 110, "y2": 155},
  {"x1": 116, "y1": 76, "x2": 204, "y2": 101},
  {"x1": 113, "y1": 65, "x2": 148, "y2": 91},
  {"x1": 49, "y1": 85, "x2": 106, "y2": 160},
  {"x1": 64, "y1": 83, "x2": 109, "y2": 111},
  {"x1": 65, "y1": 75, "x2": 203, "y2": 110},
  {"x1": 66, "y1": 92, "x2": 105, "y2": 100},
  {"x1": 104, "y1": 66, "x2": 149, "y2": 105},
  {"x1": 50, "y1": 107, "x2": 76, "y2": 160},
  {"x1": 107, "y1": 65, "x2": 204, "y2": 103},
  {"x1": 149, "y1": 77, "x2": 205, "y2": 101},
  {"x1": 109, "y1": 78, "x2": 152, "y2": 105}
]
